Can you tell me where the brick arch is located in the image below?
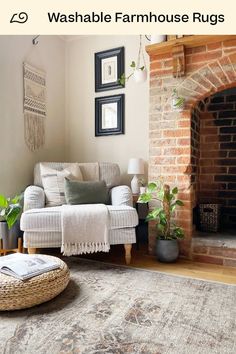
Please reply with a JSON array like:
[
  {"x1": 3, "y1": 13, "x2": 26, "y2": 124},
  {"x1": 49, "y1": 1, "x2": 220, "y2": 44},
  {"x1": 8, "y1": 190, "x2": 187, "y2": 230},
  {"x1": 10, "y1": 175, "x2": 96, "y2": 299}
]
[
  {"x1": 148, "y1": 44, "x2": 236, "y2": 258},
  {"x1": 178, "y1": 52, "x2": 236, "y2": 109}
]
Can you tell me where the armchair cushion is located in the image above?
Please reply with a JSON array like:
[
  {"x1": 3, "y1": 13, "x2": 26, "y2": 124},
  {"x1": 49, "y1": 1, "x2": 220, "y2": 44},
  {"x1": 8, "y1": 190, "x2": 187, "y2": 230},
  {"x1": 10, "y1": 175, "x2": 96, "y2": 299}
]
[
  {"x1": 64, "y1": 179, "x2": 109, "y2": 205},
  {"x1": 40, "y1": 163, "x2": 83, "y2": 207},
  {"x1": 21, "y1": 205, "x2": 138, "y2": 232},
  {"x1": 24, "y1": 186, "x2": 45, "y2": 211}
]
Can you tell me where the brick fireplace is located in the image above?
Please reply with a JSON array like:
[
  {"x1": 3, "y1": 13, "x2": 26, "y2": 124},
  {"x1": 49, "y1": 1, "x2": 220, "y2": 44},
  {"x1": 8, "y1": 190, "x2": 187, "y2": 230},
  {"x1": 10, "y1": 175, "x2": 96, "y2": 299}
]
[{"x1": 146, "y1": 35, "x2": 236, "y2": 264}]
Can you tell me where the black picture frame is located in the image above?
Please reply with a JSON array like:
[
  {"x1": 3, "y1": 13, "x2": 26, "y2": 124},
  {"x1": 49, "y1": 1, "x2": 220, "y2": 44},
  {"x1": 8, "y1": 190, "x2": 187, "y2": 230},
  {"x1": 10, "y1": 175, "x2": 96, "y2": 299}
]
[
  {"x1": 95, "y1": 94, "x2": 125, "y2": 137},
  {"x1": 95, "y1": 47, "x2": 125, "y2": 92}
]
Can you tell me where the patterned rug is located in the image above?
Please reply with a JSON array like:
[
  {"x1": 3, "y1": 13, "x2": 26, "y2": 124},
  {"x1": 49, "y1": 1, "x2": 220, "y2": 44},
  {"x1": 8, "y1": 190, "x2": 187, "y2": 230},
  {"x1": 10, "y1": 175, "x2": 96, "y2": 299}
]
[{"x1": 0, "y1": 258, "x2": 236, "y2": 354}]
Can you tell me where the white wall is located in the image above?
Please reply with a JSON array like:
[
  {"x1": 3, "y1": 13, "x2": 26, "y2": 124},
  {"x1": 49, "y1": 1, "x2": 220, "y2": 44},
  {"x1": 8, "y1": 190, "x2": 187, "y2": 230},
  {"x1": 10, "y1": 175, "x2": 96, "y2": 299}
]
[
  {"x1": 65, "y1": 35, "x2": 149, "y2": 184},
  {"x1": 0, "y1": 36, "x2": 66, "y2": 196}
]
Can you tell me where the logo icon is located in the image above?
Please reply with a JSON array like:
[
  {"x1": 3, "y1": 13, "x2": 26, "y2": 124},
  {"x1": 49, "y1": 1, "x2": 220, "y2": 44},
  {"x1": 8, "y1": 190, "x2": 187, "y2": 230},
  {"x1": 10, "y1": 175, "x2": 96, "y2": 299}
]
[{"x1": 10, "y1": 12, "x2": 28, "y2": 24}]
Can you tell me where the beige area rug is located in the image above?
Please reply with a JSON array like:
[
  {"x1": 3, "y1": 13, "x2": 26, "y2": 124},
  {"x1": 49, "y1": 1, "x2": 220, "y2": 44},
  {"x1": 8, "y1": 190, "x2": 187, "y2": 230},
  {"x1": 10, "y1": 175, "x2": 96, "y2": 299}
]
[{"x1": 0, "y1": 258, "x2": 236, "y2": 354}]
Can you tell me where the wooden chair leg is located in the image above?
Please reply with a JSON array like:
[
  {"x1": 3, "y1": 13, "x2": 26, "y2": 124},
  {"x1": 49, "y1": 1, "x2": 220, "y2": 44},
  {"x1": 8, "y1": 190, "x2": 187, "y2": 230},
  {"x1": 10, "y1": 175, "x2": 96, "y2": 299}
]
[
  {"x1": 124, "y1": 244, "x2": 132, "y2": 265},
  {"x1": 28, "y1": 248, "x2": 37, "y2": 254},
  {"x1": 17, "y1": 238, "x2": 22, "y2": 253}
]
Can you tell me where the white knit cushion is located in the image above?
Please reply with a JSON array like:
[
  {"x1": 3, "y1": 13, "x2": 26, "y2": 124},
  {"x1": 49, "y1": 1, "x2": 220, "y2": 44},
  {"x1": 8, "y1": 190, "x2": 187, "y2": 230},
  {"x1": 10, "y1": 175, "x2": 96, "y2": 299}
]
[{"x1": 40, "y1": 163, "x2": 83, "y2": 207}]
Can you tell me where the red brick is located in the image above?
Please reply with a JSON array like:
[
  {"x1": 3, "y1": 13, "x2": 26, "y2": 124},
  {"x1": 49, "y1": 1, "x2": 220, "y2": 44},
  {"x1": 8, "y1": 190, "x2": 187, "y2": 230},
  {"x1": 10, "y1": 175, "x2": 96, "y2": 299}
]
[
  {"x1": 199, "y1": 159, "x2": 213, "y2": 166},
  {"x1": 207, "y1": 42, "x2": 222, "y2": 51},
  {"x1": 209, "y1": 61, "x2": 229, "y2": 86},
  {"x1": 201, "y1": 127, "x2": 218, "y2": 135},
  {"x1": 206, "y1": 135, "x2": 219, "y2": 142},
  {"x1": 150, "y1": 61, "x2": 162, "y2": 71},
  {"x1": 192, "y1": 72, "x2": 212, "y2": 90},
  {"x1": 163, "y1": 129, "x2": 190, "y2": 138},
  {"x1": 151, "y1": 52, "x2": 172, "y2": 61},
  {"x1": 192, "y1": 254, "x2": 223, "y2": 265},
  {"x1": 150, "y1": 69, "x2": 172, "y2": 78},
  {"x1": 223, "y1": 48, "x2": 236, "y2": 55},
  {"x1": 152, "y1": 156, "x2": 176, "y2": 165},
  {"x1": 201, "y1": 143, "x2": 220, "y2": 150},
  {"x1": 177, "y1": 156, "x2": 191, "y2": 164},
  {"x1": 209, "y1": 248, "x2": 236, "y2": 258},
  {"x1": 186, "y1": 63, "x2": 205, "y2": 73},
  {"x1": 164, "y1": 147, "x2": 191, "y2": 156},
  {"x1": 219, "y1": 57, "x2": 236, "y2": 82},
  {"x1": 199, "y1": 67, "x2": 221, "y2": 88},
  {"x1": 223, "y1": 259, "x2": 236, "y2": 267},
  {"x1": 192, "y1": 45, "x2": 207, "y2": 53},
  {"x1": 177, "y1": 138, "x2": 191, "y2": 146},
  {"x1": 200, "y1": 166, "x2": 227, "y2": 174},
  {"x1": 228, "y1": 53, "x2": 236, "y2": 74},
  {"x1": 193, "y1": 246, "x2": 208, "y2": 254},
  {"x1": 157, "y1": 138, "x2": 176, "y2": 147},
  {"x1": 161, "y1": 166, "x2": 188, "y2": 174},
  {"x1": 163, "y1": 59, "x2": 173, "y2": 68},
  {"x1": 177, "y1": 192, "x2": 191, "y2": 201},
  {"x1": 223, "y1": 39, "x2": 236, "y2": 47},
  {"x1": 191, "y1": 51, "x2": 222, "y2": 64}
]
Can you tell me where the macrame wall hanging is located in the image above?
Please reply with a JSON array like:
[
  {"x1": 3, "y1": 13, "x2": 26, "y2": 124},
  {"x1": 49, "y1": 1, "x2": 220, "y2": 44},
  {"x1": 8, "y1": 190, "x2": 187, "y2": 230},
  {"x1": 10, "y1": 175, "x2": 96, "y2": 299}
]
[{"x1": 23, "y1": 62, "x2": 46, "y2": 151}]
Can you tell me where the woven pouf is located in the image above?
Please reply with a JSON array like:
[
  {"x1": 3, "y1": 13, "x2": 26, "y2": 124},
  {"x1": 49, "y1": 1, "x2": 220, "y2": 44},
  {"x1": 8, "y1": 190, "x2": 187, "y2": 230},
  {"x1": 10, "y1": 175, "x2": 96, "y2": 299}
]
[{"x1": 0, "y1": 255, "x2": 70, "y2": 311}]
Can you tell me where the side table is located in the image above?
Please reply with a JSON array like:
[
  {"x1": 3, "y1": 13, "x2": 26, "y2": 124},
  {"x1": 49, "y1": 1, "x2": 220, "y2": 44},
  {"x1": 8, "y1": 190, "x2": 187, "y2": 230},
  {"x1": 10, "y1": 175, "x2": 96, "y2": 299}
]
[{"x1": 133, "y1": 194, "x2": 148, "y2": 249}]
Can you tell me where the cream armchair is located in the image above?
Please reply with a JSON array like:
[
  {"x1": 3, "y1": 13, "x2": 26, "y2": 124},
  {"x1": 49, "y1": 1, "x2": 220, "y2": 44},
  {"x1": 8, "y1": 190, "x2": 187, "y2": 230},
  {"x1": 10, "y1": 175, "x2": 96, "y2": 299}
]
[{"x1": 21, "y1": 162, "x2": 138, "y2": 264}]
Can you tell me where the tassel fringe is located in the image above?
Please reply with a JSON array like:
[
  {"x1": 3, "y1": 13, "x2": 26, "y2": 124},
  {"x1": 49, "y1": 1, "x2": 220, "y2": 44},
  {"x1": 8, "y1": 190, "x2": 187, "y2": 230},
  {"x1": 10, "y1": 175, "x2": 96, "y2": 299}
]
[
  {"x1": 61, "y1": 242, "x2": 110, "y2": 256},
  {"x1": 24, "y1": 113, "x2": 45, "y2": 152}
]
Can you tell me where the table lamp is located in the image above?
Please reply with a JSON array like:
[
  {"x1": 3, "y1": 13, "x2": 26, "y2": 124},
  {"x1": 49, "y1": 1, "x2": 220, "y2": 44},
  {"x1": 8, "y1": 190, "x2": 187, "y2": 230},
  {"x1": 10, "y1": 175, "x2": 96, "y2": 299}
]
[{"x1": 128, "y1": 158, "x2": 144, "y2": 194}]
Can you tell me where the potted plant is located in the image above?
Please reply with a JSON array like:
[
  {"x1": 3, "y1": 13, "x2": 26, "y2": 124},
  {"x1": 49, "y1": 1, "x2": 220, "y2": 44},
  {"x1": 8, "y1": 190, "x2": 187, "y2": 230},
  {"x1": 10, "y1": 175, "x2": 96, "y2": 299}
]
[
  {"x1": 0, "y1": 194, "x2": 22, "y2": 249},
  {"x1": 139, "y1": 178, "x2": 146, "y2": 194},
  {"x1": 145, "y1": 35, "x2": 167, "y2": 44},
  {"x1": 139, "y1": 181, "x2": 184, "y2": 262},
  {"x1": 172, "y1": 89, "x2": 185, "y2": 109},
  {"x1": 119, "y1": 35, "x2": 147, "y2": 85}
]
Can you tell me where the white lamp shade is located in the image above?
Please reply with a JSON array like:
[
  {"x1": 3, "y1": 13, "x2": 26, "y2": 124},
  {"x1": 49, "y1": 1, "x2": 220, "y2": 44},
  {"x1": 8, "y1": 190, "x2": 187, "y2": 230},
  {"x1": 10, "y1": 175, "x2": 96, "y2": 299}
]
[{"x1": 128, "y1": 158, "x2": 145, "y2": 175}]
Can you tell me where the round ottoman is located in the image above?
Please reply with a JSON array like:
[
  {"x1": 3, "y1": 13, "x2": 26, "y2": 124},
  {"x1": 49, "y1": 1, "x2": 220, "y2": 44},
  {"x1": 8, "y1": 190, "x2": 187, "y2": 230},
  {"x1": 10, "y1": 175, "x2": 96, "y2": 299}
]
[{"x1": 0, "y1": 255, "x2": 70, "y2": 311}]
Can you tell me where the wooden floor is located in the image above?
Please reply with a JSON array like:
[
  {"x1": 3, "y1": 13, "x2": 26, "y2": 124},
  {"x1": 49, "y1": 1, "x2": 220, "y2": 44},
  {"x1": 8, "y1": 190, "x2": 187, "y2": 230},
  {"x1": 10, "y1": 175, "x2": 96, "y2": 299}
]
[{"x1": 78, "y1": 244, "x2": 236, "y2": 285}]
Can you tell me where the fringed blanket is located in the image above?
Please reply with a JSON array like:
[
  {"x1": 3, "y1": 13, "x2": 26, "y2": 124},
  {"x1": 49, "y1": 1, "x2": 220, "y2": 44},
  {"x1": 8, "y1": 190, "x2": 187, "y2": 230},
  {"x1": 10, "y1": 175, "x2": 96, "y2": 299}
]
[
  {"x1": 61, "y1": 204, "x2": 110, "y2": 256},
  {"x1": 23, "y1": 62, "x2": 46, "y2": 151}
]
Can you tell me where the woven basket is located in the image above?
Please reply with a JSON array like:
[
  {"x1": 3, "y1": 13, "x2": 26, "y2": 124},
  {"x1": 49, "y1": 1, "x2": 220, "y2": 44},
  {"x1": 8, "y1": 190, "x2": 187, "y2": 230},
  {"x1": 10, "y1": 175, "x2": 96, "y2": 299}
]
[
  {"x1": 199, "y1": 204, "x2": 221, "y2": 232},
  {"x1": 0, "y1": 255, "x2": 70, "y2": 311}
]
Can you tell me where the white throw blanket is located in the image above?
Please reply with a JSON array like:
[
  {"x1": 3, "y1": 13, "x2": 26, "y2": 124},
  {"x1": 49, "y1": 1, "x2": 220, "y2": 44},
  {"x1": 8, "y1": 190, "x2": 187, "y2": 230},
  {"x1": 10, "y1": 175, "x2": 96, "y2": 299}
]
[{"x1": 61, "y1": 204, "x2": 110, "y2": 256}]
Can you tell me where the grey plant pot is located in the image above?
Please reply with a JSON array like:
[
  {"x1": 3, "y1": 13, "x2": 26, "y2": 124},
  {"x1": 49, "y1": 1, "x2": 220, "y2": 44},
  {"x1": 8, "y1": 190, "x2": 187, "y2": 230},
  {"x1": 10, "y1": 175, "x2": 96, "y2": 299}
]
[
  {"x1": 156, "y1": 239, "x2": 179, "y2": 263},
  {"x1": 0, "y1": 221, "x2": 20, "y2": 249}
]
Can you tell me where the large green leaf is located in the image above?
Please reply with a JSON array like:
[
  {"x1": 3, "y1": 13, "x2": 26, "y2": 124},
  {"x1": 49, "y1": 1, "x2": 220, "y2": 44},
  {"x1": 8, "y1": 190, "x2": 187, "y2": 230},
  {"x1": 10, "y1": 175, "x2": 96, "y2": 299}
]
[
  {"x1": 138, "y1": 193, "x2": 152, "y2": 203},
  {"x1": 176, "y1": 200, "x2": 184, "y2": 206},
  {"x1": 172, "y1": 187, "x2": 178, "y2": 194},
  {"x1": 10, "y1": 195, "x2": 22, "y2": 204},
  {"x1": 0, "y1": 195, "x2": 8, "y2": 208},
  {"x1": 5, "y1": 204, "x2": 22, "y2": 229},
  {"x1": 147, "y1": 182, "x2": 157, "y2": 193}
]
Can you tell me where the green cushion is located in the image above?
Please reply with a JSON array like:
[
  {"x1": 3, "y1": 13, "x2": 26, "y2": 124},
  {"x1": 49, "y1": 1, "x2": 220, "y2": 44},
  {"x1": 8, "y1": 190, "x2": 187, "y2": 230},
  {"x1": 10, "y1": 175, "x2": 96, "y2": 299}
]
[{"x1": 64, "y1": 179, "x2": 109, "y2": 205}]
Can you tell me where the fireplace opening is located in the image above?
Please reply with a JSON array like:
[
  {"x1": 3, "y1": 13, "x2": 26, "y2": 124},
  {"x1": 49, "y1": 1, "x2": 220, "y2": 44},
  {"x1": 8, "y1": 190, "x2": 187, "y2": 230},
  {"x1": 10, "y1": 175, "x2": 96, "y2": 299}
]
[{"x1": 192, "y1": 87, "x2": 236, "y2": 237}]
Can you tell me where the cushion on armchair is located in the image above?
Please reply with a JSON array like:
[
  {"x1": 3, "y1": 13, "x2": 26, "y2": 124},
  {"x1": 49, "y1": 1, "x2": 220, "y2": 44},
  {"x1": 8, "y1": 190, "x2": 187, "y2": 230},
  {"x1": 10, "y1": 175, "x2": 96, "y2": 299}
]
[
  {"x1": 64, "y1": 179, "x2": 109, "y2": 205},
  {"x1": 40, "y1": 163, "x2": 83, "y2": 207}
]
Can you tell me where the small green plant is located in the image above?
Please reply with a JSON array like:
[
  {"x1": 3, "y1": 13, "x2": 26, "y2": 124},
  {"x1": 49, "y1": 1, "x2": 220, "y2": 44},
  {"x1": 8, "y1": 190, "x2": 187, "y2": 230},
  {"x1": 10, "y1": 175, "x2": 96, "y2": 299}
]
[
  {"x1": 0, "y1": 194, "x2": 23, "y2": 229},
  {"x1": 119, "y1": 61, "x2": 145, "y2": 86},
  {"x1": 172, "y1": 89, "x2": 185, "y2": 109},
  {"x1": 138, "y1": 181, "x2": 184, "y2": 240}
]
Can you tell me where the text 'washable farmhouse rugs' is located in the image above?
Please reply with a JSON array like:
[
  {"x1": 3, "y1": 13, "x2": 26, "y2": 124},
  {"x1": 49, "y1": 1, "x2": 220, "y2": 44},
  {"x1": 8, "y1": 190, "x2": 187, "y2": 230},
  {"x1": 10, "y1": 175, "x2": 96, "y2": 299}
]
[{"x1": 23, "y1": 62, "x2": 46, "y2": 151}]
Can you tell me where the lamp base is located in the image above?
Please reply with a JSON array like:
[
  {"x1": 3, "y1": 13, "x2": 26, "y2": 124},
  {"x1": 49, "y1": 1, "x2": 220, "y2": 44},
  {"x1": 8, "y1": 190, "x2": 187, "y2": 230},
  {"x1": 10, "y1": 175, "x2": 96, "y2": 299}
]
[{"x1": 131, "y1": 175, "x2": 140, "y2": 194}]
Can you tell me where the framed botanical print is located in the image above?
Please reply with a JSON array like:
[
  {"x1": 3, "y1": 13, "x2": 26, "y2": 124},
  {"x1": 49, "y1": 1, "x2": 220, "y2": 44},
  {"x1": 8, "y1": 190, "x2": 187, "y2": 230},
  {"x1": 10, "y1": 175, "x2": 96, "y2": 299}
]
[
  {"x1": 95, "y1": 94, "x2": 125, "y2": 136},
  {"x1": 95, "y1": 47, "x2": 125, "y2": 92}
]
